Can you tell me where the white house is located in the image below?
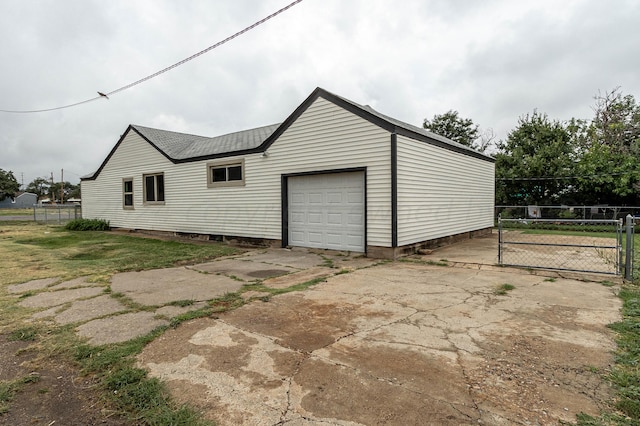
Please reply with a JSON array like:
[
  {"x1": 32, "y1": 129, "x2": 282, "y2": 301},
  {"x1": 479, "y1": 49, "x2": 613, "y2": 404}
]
[{"x1": 81, "y1": 88, "x2": 495, "y2": 257}]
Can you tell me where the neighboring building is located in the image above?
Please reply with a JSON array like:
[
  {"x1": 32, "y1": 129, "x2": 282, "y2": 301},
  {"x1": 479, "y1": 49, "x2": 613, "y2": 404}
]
[
  {"x1": 81, "y1": 88, "x2": 495, "y2": 257},
  {"x1": 0, "y1": 192, "x2": 37, "y2": 209}
]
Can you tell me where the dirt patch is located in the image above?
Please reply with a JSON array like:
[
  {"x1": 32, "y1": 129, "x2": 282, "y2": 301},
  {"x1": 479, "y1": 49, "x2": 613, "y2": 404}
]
[
  {"x1": 0, "y1": 335, "x2": 130, "y2": 426},
  {"x1": 466, "y1": 334, "x2": 615, "y2": 425}
]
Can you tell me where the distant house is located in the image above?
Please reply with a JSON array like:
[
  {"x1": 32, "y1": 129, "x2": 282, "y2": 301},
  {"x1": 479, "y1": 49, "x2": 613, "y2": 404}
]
[
  {"x1": 81, "y1": 87, "x2": 495, "y2": 257},
  {"x1": 0, "y1": 192, "x2": 37, "y2": 209}
]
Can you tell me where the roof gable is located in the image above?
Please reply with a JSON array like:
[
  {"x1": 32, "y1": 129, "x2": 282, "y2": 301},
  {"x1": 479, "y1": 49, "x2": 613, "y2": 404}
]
[
  {"x1": 261, "y1": 87, "x2": 494, "y2": 162},
  {"x1": 82, "y1": 87, "x2": 493, "y2": 181}
]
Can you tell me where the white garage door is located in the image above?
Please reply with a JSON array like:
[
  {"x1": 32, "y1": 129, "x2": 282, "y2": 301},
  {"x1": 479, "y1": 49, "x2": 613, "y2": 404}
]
[{"x1": 288, "y1": 171, "x2": 365, "y2": 252}]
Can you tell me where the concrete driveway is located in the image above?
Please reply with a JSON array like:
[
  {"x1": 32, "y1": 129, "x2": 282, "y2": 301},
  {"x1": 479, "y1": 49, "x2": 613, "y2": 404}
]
[{"x1": 136, "y1": 239, "x2": 621, "y2": 425}]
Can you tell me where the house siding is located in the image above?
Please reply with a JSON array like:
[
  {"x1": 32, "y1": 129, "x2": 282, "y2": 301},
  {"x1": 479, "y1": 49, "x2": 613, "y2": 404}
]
[
  {"x1": 82, "y1": 97, "x2": 393, "y2": 247},
  {"x1": 396, "y1": 135, "x2": 494, "y2": 246}
]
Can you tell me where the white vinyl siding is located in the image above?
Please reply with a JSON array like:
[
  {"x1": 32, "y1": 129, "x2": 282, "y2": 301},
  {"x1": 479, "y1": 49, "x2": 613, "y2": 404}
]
[
  {"x1": 396, "y1": 135, "x2": 495, "y2": 246},
  {"x1": 82, "y1": 98, "x2": 392, "y2": 246}
]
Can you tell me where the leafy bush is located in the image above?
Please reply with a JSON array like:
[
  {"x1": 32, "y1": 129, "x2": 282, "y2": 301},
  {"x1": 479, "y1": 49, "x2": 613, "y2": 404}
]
[{"x1": 64, "y1": 218, "x2": 110, "y2": 231}]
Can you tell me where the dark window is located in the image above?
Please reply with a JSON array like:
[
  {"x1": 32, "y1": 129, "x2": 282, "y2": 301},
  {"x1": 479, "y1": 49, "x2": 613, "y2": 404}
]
[
  {"x1": 143, "y1": 173, "x2": 165, "y2": 203},
  {"x1": 208, "y1": 161, "x2": 244, "y2": 187},
  {"x1": 228, "y1": 165, "x2": 242, "y2": 181},
  {"x1": 212, "y1": 167, "x2": 227, "y2": 182}
]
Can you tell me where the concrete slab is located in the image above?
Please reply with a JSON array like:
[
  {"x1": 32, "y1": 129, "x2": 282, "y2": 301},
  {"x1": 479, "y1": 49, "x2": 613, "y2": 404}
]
[
  {"x1": 52, "y1": 295, "x2": 128, "y2": 325},
  {"x1": 421, "y1": 233, "x2": 499, "y2": 265},
  {"x1": 110, "y1": 267, "x2": 243, "y2": 306},
  {"x1": 7, "y1": 277, "x2": 58, "y2": 294},
  {"x1": 155, "y1": 302, "x2": 207, "y2": 319},
  {"x1": 49, "y1": 277, "x2": 95, "y2": 290},
  {"x1": 237, "y1": 248, "x2": 326, "y2": 269},
  {"x1": 139, "y1": 261, "x2": 621, "y2": 425},
  {"x1": 262, "y1": 267, "x2": 333, "y2": 289},
  {"x1": 18, "y1": 287, "x2": 104, "y2": 309},
  {"x1": 76, "y1": 312, "x2": 168, "y2": 346},
  {"x1": 190, "y1": 259, "x2": 295, "y2": 281}
]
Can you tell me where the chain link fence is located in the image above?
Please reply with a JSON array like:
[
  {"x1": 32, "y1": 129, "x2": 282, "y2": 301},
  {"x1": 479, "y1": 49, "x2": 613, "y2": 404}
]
[
  {"x1": 498, "y1": 217, "x2": 625, "y2": 276},
  {"x1": 496, "y1": 205, "x2": 640, "y2": 221},
  {"x1": 33, "y1": 205, "x2": 82, "y2": 224}
]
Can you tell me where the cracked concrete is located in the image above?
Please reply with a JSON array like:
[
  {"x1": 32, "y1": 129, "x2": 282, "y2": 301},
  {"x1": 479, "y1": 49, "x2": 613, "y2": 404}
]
[
  {"x1": 13, "y1": 247, "x2": 369, "y2": 346},
  {"x1": 10, "y1": 235, "x2": 621, "y2": 423},
  {"x1": 138, "y1": 258, "x2": 621, "y2": 425}
]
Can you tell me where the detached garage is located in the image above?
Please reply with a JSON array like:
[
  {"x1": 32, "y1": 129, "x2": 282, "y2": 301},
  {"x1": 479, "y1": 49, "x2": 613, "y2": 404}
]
[{"x1": 81, "y1": 87, "x2": 495, "y2": 258}]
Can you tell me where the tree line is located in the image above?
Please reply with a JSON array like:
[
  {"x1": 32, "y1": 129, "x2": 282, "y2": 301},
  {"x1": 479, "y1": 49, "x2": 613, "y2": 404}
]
[
  {"x1": 0, "y1": 170, "x2": 80, "y2": 203},
  {"x1": 424, "y1": 87, "x2": 640, "y2": 206}
]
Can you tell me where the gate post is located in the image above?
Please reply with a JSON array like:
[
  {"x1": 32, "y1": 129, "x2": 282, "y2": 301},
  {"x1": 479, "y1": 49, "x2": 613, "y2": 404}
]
[
  {"x1": 498, "y1": 214, "x2": 502, "y2": 264},
  {"x1": 626, "y1": 214, "x2": 634, "y2": 280}
]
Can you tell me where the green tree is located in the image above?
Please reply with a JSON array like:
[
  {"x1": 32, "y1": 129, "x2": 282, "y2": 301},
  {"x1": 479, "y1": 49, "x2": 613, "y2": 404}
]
[
  {"x1": 26, "y1": 177, "x2": 50, "y2": 200},
  {"x1": 0, "y1": 169, "x2": 20, "y2": 201},
  {"x1": 495, "y1": 111, "x2": 576, "y2": 205},
  {"x1": 574, "y1": 88, "x2": 640, "y2": 204},
  {"x1": 423, "y1": 110, "x2": 482, "y2": 149},
  {"x1": 50, "y1": 181, "x2": 80, "y2": 203}
]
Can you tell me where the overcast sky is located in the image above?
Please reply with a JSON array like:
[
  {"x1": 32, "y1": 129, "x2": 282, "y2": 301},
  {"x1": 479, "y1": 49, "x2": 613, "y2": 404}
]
[{"x1": 1, "y1": 0, "x2": 638, "y2": 188}]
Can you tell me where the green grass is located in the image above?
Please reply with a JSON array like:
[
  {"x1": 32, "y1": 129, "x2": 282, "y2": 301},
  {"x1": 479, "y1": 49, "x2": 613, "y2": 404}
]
[
  {"x1": 0, "y1": 222, "x2": 239, "y2": 286},
  {"x1": 494, "y1": 283, "x2": 515, "y2": 295},
  {"x1": 0, "y1": 208, "x2": 32, "y2": 216},
  {"x1": 0, "y1": 221, "x2": 241, "y2": 422},
  {"x1": 576, "y1": 284, "x2": 640, "y2": 425}
]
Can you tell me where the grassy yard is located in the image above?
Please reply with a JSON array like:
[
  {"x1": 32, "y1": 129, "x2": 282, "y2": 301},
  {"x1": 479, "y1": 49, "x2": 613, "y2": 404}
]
[
  {"x1": 0, "y1": 221, "x2": 242, "y2": 425},
  {"x1": 0, "y1": 208, "x2": 32, "y2": 216}
]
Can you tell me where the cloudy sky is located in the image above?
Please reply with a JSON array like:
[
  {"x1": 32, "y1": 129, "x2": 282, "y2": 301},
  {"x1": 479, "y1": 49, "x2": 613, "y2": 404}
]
[{"x1": 1, "y1": 0, "x2": 638, "y2": 188}]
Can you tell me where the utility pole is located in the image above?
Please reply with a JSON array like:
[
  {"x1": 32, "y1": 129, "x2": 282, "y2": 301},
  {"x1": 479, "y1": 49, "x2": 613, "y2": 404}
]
[
  {"x1": 60, "y1": 169, "x2": 64, "y2": 204},
  {"x1": 50, "y1": 172, "x2": 55, "y2": 204}
]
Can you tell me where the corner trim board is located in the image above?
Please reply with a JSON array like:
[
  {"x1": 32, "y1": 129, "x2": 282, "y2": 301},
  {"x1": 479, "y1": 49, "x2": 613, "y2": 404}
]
[{"x1": 391, "y1": 133, "x2": 398, "y2": 248}]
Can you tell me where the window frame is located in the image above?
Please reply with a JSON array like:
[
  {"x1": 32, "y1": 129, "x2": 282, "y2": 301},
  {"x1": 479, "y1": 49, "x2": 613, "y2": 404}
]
[
  {"x1": 143, "y1": 172, "x2": 165, "y2": 205},
  {"x1": 122, "y1": 177, "x2": 134, "y2": 209},
  {"x1": 207, "y1": 159, "x2": 245, "y2": 188}
]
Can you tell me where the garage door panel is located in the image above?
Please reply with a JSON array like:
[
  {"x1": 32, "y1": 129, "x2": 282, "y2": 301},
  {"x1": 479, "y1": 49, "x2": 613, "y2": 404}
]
[
  {"x1": 308, "y1": 192, "x2": 323, "y2": 204},
  {"x1": 308, "y1": 212, "x2": 323, "y2": 224},
  {"x1": 327, "y1": 213, "x2": 343, "y2": 225},
  {"x1": 288, "y1": 172, "x2": 364, "y2": 252},
  {"x1": 290, "y1": 231, "x2": 305, "y2": 244},
  {"x1": 327, "y1": 192, "x2": 343, "y2": 203},
  {"x1": 308, "y1": 232, "x2": 323, "y2": 244},
  {"x1": 347, "y1": 213, "x2": 363, "y2": 225}
]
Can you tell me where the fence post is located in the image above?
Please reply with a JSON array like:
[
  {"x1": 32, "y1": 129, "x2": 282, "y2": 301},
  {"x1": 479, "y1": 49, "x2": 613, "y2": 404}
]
[
  {"x1": 498, "y1": 213, "x2": 502, "y2": 264},
  {"x1": 626, "y1": 214, "x2": 634, "y2": 280}
]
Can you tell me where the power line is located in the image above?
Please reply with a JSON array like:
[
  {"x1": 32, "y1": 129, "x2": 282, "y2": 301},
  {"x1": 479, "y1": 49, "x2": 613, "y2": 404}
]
[
  {"x1": 0, "y1": 0, "x2": 304, "y2": 114},
  {"x1": 496, "y1": 171, "x2": 634, "y2": 181}
]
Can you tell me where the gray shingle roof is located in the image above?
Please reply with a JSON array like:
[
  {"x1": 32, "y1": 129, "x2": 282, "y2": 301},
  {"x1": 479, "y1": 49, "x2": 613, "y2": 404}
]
[
  {"x1": 331, "y1": 93, "x2": 488, "y2": 158},
  {"x1": 132, "y1": 123, "x2": 280, "y2": 161}
]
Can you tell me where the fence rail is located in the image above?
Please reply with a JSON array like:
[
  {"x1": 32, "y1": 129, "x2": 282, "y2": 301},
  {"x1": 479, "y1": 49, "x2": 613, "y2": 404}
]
[
  {"x1": 496, "y1": 205, "x2": 640, "y2": 221},
  {"x1": 498, "y1": 216, "x2": 629, "y2": 277},
  {"x1": 33, "y1": 205, "x2": 82, "y2": 224}
]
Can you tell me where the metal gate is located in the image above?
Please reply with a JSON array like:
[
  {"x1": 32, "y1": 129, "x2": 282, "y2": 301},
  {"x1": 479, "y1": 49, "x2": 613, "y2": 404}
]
[{"x1": 498, "y1": 217, "x2": 624, "y2": 276}]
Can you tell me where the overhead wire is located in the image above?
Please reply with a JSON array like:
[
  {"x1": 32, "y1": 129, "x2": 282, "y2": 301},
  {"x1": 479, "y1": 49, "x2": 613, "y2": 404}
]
[
  {"x1": 496, "y1": 171, "x2": 635, "y2": 181},
  {"x1": 0, "y1": 0, "x2": 304, "y2": 114}
]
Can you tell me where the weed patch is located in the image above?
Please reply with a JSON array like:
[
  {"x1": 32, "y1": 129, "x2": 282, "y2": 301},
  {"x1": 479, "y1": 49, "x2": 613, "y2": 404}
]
[
  {"x1": 494, "y1": 283, "x2": 515, "y2": 295},
  {"x1": 64, "y1": 218, "x2": 110, "y2": 231},
  {"x1": 8, "y1": 326, "x2": 38, "y2": 341},
  {"x1": 580, "y1": 284, "x2": 640, "y2": 424}
]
